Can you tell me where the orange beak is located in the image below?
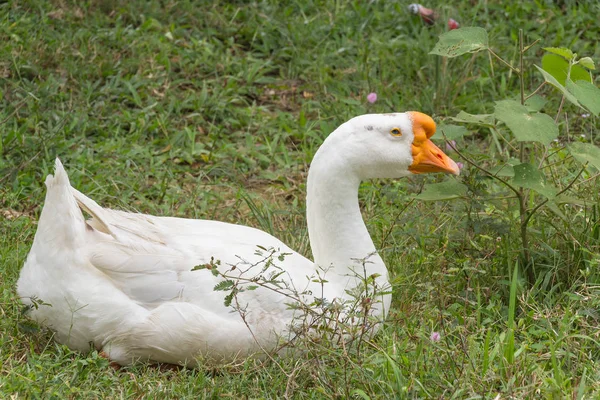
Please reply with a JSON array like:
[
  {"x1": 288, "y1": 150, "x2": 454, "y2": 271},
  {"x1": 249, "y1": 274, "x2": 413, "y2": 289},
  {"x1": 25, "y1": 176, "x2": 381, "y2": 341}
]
[{"x1": 408, "y1": 112, "x2": 460, "y2": 176}]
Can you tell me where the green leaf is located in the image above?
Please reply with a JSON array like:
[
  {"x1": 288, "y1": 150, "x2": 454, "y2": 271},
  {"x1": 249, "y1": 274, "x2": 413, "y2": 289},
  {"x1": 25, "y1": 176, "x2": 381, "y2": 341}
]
[
  {"x1": 351, "y1": 389, "x2": 371, "y2": 400},
  {"x1": 489, "y1": 164, "x2": 515, "y2": 178},
  {"x1": 416, "y1": 180, "x2": 467, "y2": 201},
  {"x1": 224, "y1": 292, "x2": 234, "y2": 307},
  {"x1": 568, "y1": 142, "x2": 600, "y2": 170},
  {"x1": 555, "y1": 194, "x2": 588, "y2": 207},
  {"x1": 541, "y1": 53, "x2": 591, "y2": 85},
  {"x1": 437, "y1": 123, "x2": 470, "y2": 140},
  {"x1": 566, "y1": 80, "x2": 600, "y2": 116},
  {"x1": 214, "y1": 280, "x2": 235, "y2": 291},
  {"x1": 493, "y1": 100, "x2": 558, "y2": 145},
  {"x1": 546, "y1": 201, "x2": 568, "y2": 222},
  {"x1": 535, "y1": 65, "x2": 581, "y2": 107},
  {"x1": 578, "y1": 57, "x2": 596, "y2": 71},
  {"x1": 451, "y1": 111, "x2": 495, "y2": 125},
  {"x1": 429, "y1": 27, "x2": 488, "y2": 58},
  {"x1": 524, "y1": 95, "x2": 547, "y2": 112},
  {"x1": 543, "y1": 47, "x2": 575, "y2": 61},
  {"x1": 140, "y1": 17, "x2": 164, "y2": 32},
  {"x1": 512, "y1": 163, "x2": 557, "y2": 198}
]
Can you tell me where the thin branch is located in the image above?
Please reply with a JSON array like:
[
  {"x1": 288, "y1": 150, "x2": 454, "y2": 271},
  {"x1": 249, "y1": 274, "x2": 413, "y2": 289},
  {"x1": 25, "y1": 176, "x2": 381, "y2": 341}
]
[
  {"x1": 523, "y1": 163, "x2": 588, "y2": 227},
  {"x1": 522, "y1": 38, "x2": 541, "y2": 53},
  {"x1": 525, "y1": 82, "x2": 546, "y2": 101},
  {"x1": 573, "y1": 171, "x2": 600, "y2": 187},
  {"x1": 487, "y1": 48, "x2": 520, "y2": 73},
  {"x1": 540, "y1": 154, "x2": 574, "y2": 170},
  {"x1": 519, "y1": 29, "x2": 525, "y2": 106},
  {"x1": 232, "y1": 293, "x2": 290, "y2": 378},
  {"x1": 442, "y1": 134, "x2": 522, "y2": 197},
  {"x1": 491, "y1": 126, "x2": 519, "y2": 153},
  {"x1": 555, "y1": 96, "x2": 567, "y2": 124}
]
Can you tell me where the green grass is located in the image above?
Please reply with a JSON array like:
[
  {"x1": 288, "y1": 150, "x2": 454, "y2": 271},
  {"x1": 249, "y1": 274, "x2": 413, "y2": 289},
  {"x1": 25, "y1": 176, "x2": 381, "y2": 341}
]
[{"x1": 2, "y1": 0, "x2": 600, "y2": 398}]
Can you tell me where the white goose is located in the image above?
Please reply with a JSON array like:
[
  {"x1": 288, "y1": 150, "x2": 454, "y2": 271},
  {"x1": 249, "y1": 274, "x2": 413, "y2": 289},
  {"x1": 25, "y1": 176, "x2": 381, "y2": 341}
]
[{"x1": 17, "y1": 112, "x2": 459, "y2": 366}]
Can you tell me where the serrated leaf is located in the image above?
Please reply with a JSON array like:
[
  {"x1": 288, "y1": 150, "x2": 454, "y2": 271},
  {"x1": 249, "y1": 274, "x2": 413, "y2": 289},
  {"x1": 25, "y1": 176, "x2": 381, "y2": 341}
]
[
  {"x1": 512, "y1": 163, "x2": 557, "y2": 198},
  {"x1": 566, "y1": 80, "x2": 600, "y2": 117},
  {"x1": 543, "y1": 47, "x2": 575, "y2": 61},
  {"x1": 214, "y1": 280, "x2": 235, "y2": 291},
  {"x1": 578, "y1": 57, "x2": 596, "y2": 71},
  {"x1": 451, "y1": 111, "x2": 495, "y2": 125},
  {"x1": 494, "y1": 100, "x2": 558, "y2": 145},
  {"x1": 438, "y1": 123, "x2": 470, "y2": 140},
  {"x1": 224, "y1": 292, "x2": 234, "y2": 307},
  {"x1": 416, "y1": 180, "x2": 467, "y2": 201},
  {"x1": 568, "y1": 142, "x2": 600, "y2": 170},
  {"x1": 524, "y1": 95, "x2": 547, "y2": 112},
  {"x1": 429, "y1": 27, "x2": 489, "y2": 58},
  {"x1": 535, "y1": 65, "x2": 581, "y2": 107},
  {"x1": 541, "y1": 53, "x2": 591, "y2": 85}
]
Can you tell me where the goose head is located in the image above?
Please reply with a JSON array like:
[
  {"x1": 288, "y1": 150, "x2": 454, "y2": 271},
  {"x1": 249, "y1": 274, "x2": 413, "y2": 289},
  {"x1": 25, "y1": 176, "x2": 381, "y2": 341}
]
[{"x1": 319, "y1": 111, "x2": 460, "y2": 180}]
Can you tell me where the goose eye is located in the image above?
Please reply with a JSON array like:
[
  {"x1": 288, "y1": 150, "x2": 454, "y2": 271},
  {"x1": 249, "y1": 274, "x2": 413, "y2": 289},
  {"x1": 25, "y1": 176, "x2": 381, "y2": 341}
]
[{"x1": 390, "y1": 127, "x2": 402, "y2": 137}]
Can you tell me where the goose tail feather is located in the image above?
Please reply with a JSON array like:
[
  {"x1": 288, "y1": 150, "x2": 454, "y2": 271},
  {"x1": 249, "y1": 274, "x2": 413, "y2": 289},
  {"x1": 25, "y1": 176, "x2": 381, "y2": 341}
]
[{"x1": 32, "y1": 158, "x2": 87, "y2": 251}]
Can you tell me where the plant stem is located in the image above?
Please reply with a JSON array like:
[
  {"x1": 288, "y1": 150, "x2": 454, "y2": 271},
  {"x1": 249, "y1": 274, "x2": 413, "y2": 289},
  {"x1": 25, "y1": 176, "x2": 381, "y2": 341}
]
[
  {"x1": 522, "y1": 38, "x2": 541, "y2": 53},
  {"x1": 519, "y1": 30, "x2": 525, "y2": 106},
  {"x1": 443, "y1": 136, "x2": 521, "y2": 197},
  {"x1": 522, "y1": 164, "x2": 588, "y2": 228},
  {"x1": 524, "y1": 82, "x2": 546, "y2": 101},
  {"x1": 573, "y1": 171, "x2": 600, "y2": 187},
  {"x1": 555, "y1": 57, "x2": 573, "y2": 124},
  {"x1": 519, "y1": 194, "x2": 533, "y2": 284},
  {"x1": 487, "y1": 48, "x2": 519, "y2": 73},
  {"x1": 518, "y1": 28, "x2": 533, "y2": 284},
  {"x1": 518, "y1": 30, "x2": 526, "y2": 165}
]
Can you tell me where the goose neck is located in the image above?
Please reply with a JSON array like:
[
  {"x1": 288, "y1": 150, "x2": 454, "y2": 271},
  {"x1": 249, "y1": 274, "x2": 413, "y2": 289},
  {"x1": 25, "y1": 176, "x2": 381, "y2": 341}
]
[{"x1": 306, "y1": 150, "x2": 384, "y2": 277}]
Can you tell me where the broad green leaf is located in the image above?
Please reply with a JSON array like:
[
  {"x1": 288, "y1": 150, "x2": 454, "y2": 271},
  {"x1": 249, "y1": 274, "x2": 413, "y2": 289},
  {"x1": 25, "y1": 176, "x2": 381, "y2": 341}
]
[
  {"x1": 416, "y1": 180, "x2": 467, "y2": 201},
  {"x1": 438, "y1": 123, "x2": 470, "y2": 140},
  {"x1": 494, "y1": 100, "x2": 558, "y2": 145},
  {"x1": 512, "y1": 163, "x2": 557, "y2": 198},
  {"x1": 566, "y1": 80, "x2": 600, "y2": 116},
  {"x1": 524, "y1": 95, "x2": 547, "y2": 112},
  {"x1": 489, "y1": 164, "x2": 515, "y2": 178},
  {"x1": 543, "y1": 47, "x2": 574, "y2": 61},
  {"x1": 451, "y1": 111, "x2": 495, "y2": 125},
  {"x1": 578, "y1": 57, "x2": 596, "y2": 71},
  {"x1": 568, "y1": 142, "x2": 600, "y2": 170},
  {"x1": 541, "y1": 53, "x2": 591, "y2": 85},
  {"x1": 429, "y1": 27, "x2": 488, "y2": 58},
  {"x1": 535, "y1": 65, "x2": 581, "y2": 107}
]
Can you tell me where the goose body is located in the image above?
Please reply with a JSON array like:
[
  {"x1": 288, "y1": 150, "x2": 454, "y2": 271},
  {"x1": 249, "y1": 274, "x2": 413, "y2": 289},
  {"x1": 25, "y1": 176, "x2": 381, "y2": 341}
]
[{"x1": 17, "y1": 112, "x2": 459, "y2": 366}]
